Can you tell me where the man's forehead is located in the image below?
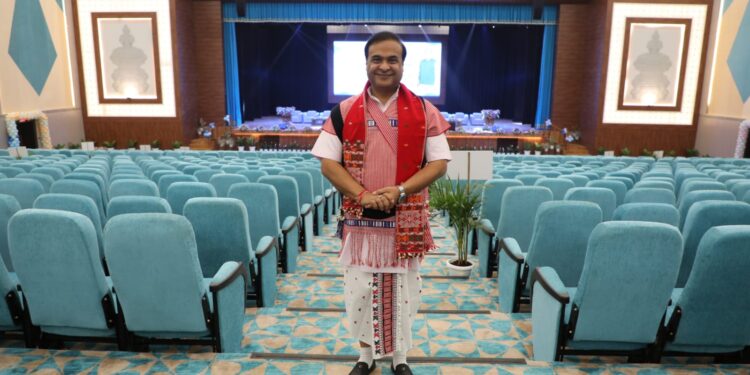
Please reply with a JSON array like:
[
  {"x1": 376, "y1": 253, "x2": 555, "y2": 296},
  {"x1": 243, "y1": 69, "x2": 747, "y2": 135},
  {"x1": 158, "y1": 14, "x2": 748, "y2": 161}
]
[{"x1": 368, "y1": 41, "x2": 403, "y2": 58}]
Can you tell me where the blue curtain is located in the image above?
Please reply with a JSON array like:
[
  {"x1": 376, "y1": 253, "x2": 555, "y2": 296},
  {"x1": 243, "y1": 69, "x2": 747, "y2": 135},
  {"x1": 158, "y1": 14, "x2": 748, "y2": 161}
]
[
  {"x1": 229, "y1": 3, "x2": 557, "y2": 24},
  {"x1": 534, "y1": 21, "x2": 557, "y2": 127},
  {"x1": 223, "y1": 3, "x2": 242, "y2": 124}
]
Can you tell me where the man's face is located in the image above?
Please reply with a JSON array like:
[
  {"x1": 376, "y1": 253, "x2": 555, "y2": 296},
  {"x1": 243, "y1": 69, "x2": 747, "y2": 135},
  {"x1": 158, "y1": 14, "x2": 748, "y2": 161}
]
[{"x1": 366, "y1": 40, "x2": 404, "y2": 93}]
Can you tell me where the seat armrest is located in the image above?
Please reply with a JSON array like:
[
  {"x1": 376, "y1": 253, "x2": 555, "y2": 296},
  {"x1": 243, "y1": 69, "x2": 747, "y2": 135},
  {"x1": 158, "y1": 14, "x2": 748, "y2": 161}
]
[
  {"x1": 324, "y1": 188, "x2": 332, "y2": 197},
  {"x1": 255, "y1": 236, "x2": 277, "y2": 258},
  {"x1": 210, "y1": 261, "x2": 249, "y2": 293},
  {"x1": 531, "y1": 267, "x2": 569, "y2": 304},
  {"x1": 314, "y1": 195, "x2": 323, "y2": 205},
  {"x1": 499, "y1": 237, "x2": 525, "y2": 264},
  {"x1": 477, "y1": 218, "x2": 495, "y2": 235},
  {"x1": 281, "y1": 216, "x2": 300, "y2": 234},
  {"x1": 300, "y1": 203, "x2": 312, "y2": 216}
]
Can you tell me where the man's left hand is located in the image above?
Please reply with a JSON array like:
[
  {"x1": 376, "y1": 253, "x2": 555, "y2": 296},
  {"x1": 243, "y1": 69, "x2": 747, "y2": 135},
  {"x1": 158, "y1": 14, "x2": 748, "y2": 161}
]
[{"x1": 372, "y1": 186, "x2": 400, "y2": 210}]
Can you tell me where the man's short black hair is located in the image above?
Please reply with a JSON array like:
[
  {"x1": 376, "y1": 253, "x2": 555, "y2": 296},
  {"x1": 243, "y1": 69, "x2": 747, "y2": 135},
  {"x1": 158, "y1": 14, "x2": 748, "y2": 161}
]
[{"x1": 364, "y1": 31, "x2": 407, "y2": 61}]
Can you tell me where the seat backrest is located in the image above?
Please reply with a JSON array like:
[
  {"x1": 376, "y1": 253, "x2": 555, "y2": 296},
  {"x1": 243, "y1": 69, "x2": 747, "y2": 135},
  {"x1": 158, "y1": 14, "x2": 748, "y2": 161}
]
[
  {"x1": 612, "y1": 202, "x2": 680, "y2": 227},
  {"x1": 184, "y1": 198, "x2": 253, "y2": 277},
  {"x1": 633, "y1": 180, "x2": 674, "y2": 191},
  {"x1": 209, "y1": 174, "x2": 249, "y2": 198},
  {"x1": 603, "y1": 176, "x2": 634, "y2": 190},
  {"x1": 104, "y1": 213, "x2": 208, "y2": 332},
  {"x1": 298, "y1": 167, "x2": 324, "y2": 199},
  {"x1": 678, "y1": 180, "x2": 726, "y2": 202},
  {"x1": 677, "y1": 190, "x2": 736, "y2": 229},
  {"x1": 497, "y1": 186, "x2": 553, "y2": 251},
  {"x1": 158, "y1": 174, "x2": 198, "y2": 198},
  {"x1": 51, "y1": 179, "x2": 106, "y2": 222},
  {"x1": 586, "y1": 180, "x2": 628, "y2": 206},
  {"x1": 258, "y1": 176, "x2": 300, "y2": 221},
  {"x1": 534, "y1": 178, "x2": 575, "y2": 200},
  {"x1": 515, "y1": 174, "x2": 545, "y2": 186},
  {"x1": 525, "y1": 201, "x2": 602, "y2": 287},
  {"x1": 672, "y1": 225, "x2": 750, "y2": 347},
  {"x1": 9, "y1": 209, "x2": 112, "y2": 331},
  {"x1": 260, "y1": 167, "x2": 284, "y2": 175},
  {"x1": 194, "y1": 169, "x2": 224, "y2": 183},
  {"x1": 31, "y1": 167, "x2": 65, "y2": 181},
  {"x1": 679, "y1": 201, "x2": 750, "y2": 287},
  {"x1": 730, "y1": 181, "x2": 750, "y2": 201},
  {"x1": 227, "y1": 183, "x2": 281, "y2": 241},
  {"x1": 0, "y1": 195, "x2": 21, "y2": 271},
  {"x1": 166, "y1": 182, "x2": 217, "y2": 215},
  {"x1": 238, "y1": 170, "x2": 267, "y2": 183},
  {"x1": 572, "y1": 221, "x2": 683, "y2": 343},
  {"x1": 280, "y1": 171, "x2": 314, "y2": 206},
  {"x1": 559, "y1": 175, "x2": 590, "y2": 188},
  {"x1": 0, "y1": 167, "x2": 25, "y2": 178},
  {"x1": 479, "y1": 179, "x2": 523, "y2": 230},
  {"x1": 107, "y1": 196, "x2": 172, "y2": 218},
  {"x1": 66, "y1": 172, "x2": 108, "y2": 203},
  {"x1": 109, "y1": 179, "x2": 159, "y2": 199},
  {"x1": 16, "y1": 173, "x2": 54, "y2": 193},
  {"x1": 564, "y1": 187, "x2": 617, "y2": 221},
  {"x1": 0, "y1": 178, "x2": 45, "y2": 209},
  {"x1": 34, "y1": 194, "x2": 104, "y2": 256},
  {"x1": 221, "y1": 165, "x2": 248, "y2": 174},
  {"x1": 184, "y1": 165, "x2": 209, "y2": 176},
  {"x1": 624, "y1": 187, "x2": 676, "y2": 205},
  {"x1": 150, "y1": 169, "x2": 181, "y2": 183}
]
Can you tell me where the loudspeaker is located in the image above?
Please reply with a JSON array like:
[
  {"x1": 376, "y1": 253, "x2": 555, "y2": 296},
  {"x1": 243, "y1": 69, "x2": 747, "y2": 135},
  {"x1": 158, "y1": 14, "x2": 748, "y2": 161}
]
[
  {"x1": 237, "y1": 0, "x2": 246, "y2": 18},
  {"x1": 532, "y1": 0, "x2": 543, "y2": 20}
]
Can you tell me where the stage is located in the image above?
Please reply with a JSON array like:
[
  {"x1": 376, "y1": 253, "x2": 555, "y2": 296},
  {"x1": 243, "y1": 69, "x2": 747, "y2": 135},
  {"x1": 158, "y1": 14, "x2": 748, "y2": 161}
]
[{"x1": 234, "y1": 116, "x2": 545, "y2": 151}]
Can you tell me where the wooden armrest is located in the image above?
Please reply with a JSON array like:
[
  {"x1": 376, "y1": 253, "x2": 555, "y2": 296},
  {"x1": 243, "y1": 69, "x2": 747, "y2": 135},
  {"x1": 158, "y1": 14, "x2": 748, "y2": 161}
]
[
  {"x1": 255, "y1": 236, "x2": 277, "y2": 258},
  {"x1": 210, "y1": 261, "x2": 248, "y2": 293},
  {"x1": 531, "y1": 267, "x2": 569, "y2": 304}
]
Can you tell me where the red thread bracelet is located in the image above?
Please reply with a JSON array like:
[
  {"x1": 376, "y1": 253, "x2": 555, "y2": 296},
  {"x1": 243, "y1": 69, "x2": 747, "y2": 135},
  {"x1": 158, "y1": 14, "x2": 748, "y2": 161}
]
[{"x1": 357, "y1": 190, "x2": 368, "y2": 204}]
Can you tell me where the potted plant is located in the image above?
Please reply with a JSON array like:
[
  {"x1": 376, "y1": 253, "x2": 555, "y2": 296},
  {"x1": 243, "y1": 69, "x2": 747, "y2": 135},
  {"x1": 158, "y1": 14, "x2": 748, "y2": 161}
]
[
  {"x1": 534, "y1": 143, "x2": 543, "y2": 155},
  {"x1": 596, "y1": 146, "x2": 605, "y2": 155},
  {"x1": 685, "y1": 148, "x2": 700, "y2": 157},
  {"x1": 237, "y1": 137, "x2": 246, "y2": 151},
  {"x1": 246, "y1": 136, "x2": 256, "y2": 151},
  {"x1": 640, "y1": 147, "x2": 651, "y2": 157},
  {"x1": 429, "y1": 178, "x2": 481, "y2": 277},
  {"x1": 667, "y1": 149, "x2": 677, "y2": 157},
  {"x1": 102, "y1": 140, "x2": 117, "y2": 150},
  {"x1": 151, "y1": 139, "x2": 161, "y2": 150},
  {"x1": 127, "y1": 139, "x2": 138, "y2": 150},
  {"x1": 54, "y1": 143, "x2": 65, "y2": 150},
  {"x1": 523, "y1": 142, "x2": 533, "y2": 155},
  {"x1": 620, "y1": 147, "x2": 631, "y2": 156},
  {"x1": 172, "y1": 140, "x2": 182, "y2": 150}
]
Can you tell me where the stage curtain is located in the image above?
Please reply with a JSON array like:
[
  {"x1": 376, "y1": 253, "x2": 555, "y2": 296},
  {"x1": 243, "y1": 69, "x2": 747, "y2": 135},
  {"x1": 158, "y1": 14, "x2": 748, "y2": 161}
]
[
  {"x1": 223, "y1": 3, "x2": 243, "y2": 124},
  {"x1": 228, "y1": 3, "x2": 557, "y2": 24},
  {"x1": 534, "y1": 11, "x2": 558, "y2": 127}
]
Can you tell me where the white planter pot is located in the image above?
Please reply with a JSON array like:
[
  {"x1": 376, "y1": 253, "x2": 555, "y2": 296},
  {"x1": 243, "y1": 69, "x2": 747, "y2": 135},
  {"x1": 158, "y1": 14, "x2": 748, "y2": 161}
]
[
  {"x1": 446, "y1": 259, "x2": 474, "y2": 278},
  {"x1": 535, "y1": 151, "x2": 541, "y2": 155},
  {"x1": 524, "y1": 150, "x2": 531, "y2": 155},
  {"x1": 238, "y1": 146, "x2": 245, "y2": 151},
  {"x1": 249, "y1": 146, "x2": 256, "y2": 151}
]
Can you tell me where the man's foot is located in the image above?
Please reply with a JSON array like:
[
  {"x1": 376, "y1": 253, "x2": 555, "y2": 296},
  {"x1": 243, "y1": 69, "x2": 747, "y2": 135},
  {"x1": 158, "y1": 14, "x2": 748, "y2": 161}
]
[
  {"x1": 349, "y1": 361, "x2": 376, "y2": 375},
  {"x1": 391, "y1": 363, "x2": 413, "y2": 375}
]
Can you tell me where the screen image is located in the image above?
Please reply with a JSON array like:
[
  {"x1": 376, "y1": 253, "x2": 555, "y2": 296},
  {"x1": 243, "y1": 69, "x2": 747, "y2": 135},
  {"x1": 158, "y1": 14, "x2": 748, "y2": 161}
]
[{"x1": 331, "y1": 40, "x2": 444, "y2": 101}]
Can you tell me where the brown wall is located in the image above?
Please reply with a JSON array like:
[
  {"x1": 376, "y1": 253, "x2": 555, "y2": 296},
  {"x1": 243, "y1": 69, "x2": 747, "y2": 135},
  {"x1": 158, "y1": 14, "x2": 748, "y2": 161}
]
[
  {"x1": 552, "y1": 0, "x2": 712, "y2": 155},
  {"x1": 77, "y1": 0, "x2": 225, "y2": 148}
]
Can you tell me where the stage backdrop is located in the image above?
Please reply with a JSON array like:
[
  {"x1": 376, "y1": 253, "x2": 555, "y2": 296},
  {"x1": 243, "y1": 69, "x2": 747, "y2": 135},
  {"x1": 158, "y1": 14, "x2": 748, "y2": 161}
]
[
  {"x1": 0, "y1": 0, "x2": 75, "y2": 114},
  {"x1": 707, "y1": 0, "x2": 750, "y2": 118},
  {"x1": 235, "y1": 23, "x2": 544, "y2": 125}
]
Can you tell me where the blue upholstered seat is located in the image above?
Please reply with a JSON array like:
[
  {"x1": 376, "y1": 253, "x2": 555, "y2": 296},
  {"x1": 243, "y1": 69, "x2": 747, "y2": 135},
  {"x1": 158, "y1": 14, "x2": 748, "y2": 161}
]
[
  {"x1": 564, "y1": 187, "x2": 617, "y2": 221},
  {"x1": 257, "y1": 176, "x2": 301, "y2": 271},
  {"x1": 34, "y1": 194, "x2": 105, "y2": 259},
  {"x1": 499, "y1": 200, "x2": 601, "y2": 313},
  {"x1": 31, "y1": 167, "x2": 65, "y2": 181},
  {"x1": 624, "y1": 188, "x2": 676, "y2": 205},
  {"x1": 109, "y1": 179, "x2": 159, "y2": 199},
  {"x1": 104, "y1": 213, "x2": 246, "y2": 352},
  {"x1": 612, "y1": 203, "x2": 680, "y2": 227},
  {"x1": 184, "y1": 198, "x2": 277, "y2": 307},
  {"x1": 531, "y1": 221, "x2": 683, "y2": 361},
  {"x1": 9, "y1": 209, "x2": 123, "y2": 347},
  {"x1": 107, "y1": 196, "x2": 172, "y2": 218},
  {"x1": 661, "y1": 225, "x2": 750, "y2": 358},
  {"x1": 0, "y1": 194, "x2": 21, "y2": 271},
  {"x1": 51, "y1": 179, "x2": 106, "y2": 223},
  {"x1": 157, "y1": 174, "x2": 198, "y2": 198},
  {"x1": 15, "y1": 173, "x2": 54, "y2": 193},
  {"x1": 0, "y1": 178, "x2": 45, "y2": 209},
  {"x1": 677, "y1": 190, "x2": 736, "y2": 229},
  {"x1": 280, "y1": 171, "x2": 316, "y2": 247},
  {"x1": 166, "y1": 182, "x2": 216, "y2": 215},
  {"x1": 473, "y1": 179, "x2": 523, "y2": 278},
  {"x1": 515, "y1": 174, "x2": 545, "y2": 186},
  {"x1": 194, "y1": 169, "x2": 224, "y2": 183},
  {"x1": 586, "y1": 180, "x2": 628, "y2": 206},
  {"x1": 209, "y1": 174, "x2": 249, "y2": 198}
]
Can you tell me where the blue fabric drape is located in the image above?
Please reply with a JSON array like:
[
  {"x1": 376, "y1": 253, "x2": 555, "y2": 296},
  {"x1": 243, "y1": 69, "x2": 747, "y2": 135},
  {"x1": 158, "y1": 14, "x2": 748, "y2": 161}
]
[
  {"x1": 534, "y1": 22, "x2": 557, "y2": 127},
  {"x1": 228, "y1": 3, "x2": 557, "y2": 25},
  {"x1": 223, "y1": 3, "x2": 242, "y2": 124}
]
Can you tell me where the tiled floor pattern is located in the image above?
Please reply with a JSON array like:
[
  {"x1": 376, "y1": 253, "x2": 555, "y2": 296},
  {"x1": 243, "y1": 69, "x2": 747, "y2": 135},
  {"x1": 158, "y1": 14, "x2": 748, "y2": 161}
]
[{"x1": 0, "y1": 220, "x2": 746, "y2": 373}]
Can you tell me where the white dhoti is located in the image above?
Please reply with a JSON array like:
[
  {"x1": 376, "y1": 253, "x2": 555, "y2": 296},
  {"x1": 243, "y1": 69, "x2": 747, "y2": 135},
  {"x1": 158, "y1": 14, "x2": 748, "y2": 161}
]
[{"x1": 344, "y1": 267, "x2": 421, "y2": 359}]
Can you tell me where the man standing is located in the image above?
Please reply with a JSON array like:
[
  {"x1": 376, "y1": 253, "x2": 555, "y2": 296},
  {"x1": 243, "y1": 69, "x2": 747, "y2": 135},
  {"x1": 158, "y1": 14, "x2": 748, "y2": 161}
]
[{"x1": 311, "y1": 32, "x2": 451, "y2": 375}]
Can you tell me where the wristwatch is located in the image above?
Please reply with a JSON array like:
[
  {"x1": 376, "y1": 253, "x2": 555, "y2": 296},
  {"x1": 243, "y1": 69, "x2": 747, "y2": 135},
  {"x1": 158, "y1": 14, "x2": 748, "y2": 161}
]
[{"x1": 398, "y1": 185, "x2": 407, "y2": 202}]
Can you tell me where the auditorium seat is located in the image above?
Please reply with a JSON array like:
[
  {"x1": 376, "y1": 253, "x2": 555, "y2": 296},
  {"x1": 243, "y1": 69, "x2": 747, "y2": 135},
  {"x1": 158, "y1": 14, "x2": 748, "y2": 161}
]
[
  {"x1": 228, "y1": 183, "x2": 286, "y2": 268},
  {"x1": 531, "y1": 221, "x2": 682, "y2": 361},
  {"x1": 586, "y1": 180, "x2": 628, "y2": 206},
  {"x1": 109, "y1": 179, "x2": 159, "y2": 199},
  {"x1": 209, "y1": 174, "x2": 250, "y2": 198},
  {"x1": 0, "y1": 167, "x2": 25, "y2": 178},
  {"x1": 604, "y1": 176, "x2": 634, "y2": 190},
  {"x1": 34, "y1": 194, "x2": 104, "y2": 258},
  {"x1": 104, "y1": 213, "x2": 246, "y2": 352},
  {"x1": 677, "y1": 190, "x2": 736, "y2": 229},
  {"x1": 149, "y1": 169, "x2": 181, "y2": 184},
  {"x1": 280, "y1": 171, "x2": 316, "y2": 243},
  {"x1": 678, "y1": 180, "x2": 726, "y2": 203},
  {"x1": 166, "y1": 182, "x2": 217, "y2": 215},
  {"x1": 678, "y1": 201, "x2": 750, "y2": 287},
  {"x1": 0, "y1": 179, "x2": 45, "y2": 209},
  {"x1": 31, "y1": 167, "x2": 65, "y2": 181},
  {"x1": 534, "y1": 178, "x2": 575, "y2": 200},
  {"x1": 612, "y1": 203, "x2": 680, "y2": 227},
  {"x1": 158, "y1": 174, "x2": 198, "y2": 198},
  {"x1": 9, "y1": 209, "x2": 124, "y2": 349},
  {"x1": 624, "y1": 188, "x2": 676, "y2": 205},
  {"x1": 494, "y1": 186, "x2": 553, "y2": 288},
  {"x1": 660, "y1": 225, "x2": 750, "y2": 360},
  {"x1": 107, "y1": 196, "x2": 172, "y2": 218},
  {"x1": 516, "y1": 174, "x2": 545, "y2": 186},
  {"x1": 474, "y1": 179, "x2": 523, "y2": 278},
  {"x1": 194, "y1": 169, "x2": 224, "y2": 183},
  {"x1": 499, "y1": 201, "x2": 601, "y2": 313},
  {"x1": 184, "y1": 198, "x2": 277, "y2": 308},
  {"x1": 564, "y1": 187, "x2": 617, "y2": 221},
  {"x1": 237, "y1": 170, "x2": 268, "y2": 183},
  {"x1": 220, "y1": 165, "x2": 248, "y2": 174},
  {"x1": 15, "y1": 173, "x2": 54, "y2": 193},
  {"x1": 257, "y1": 176, "x2": 301, "y2": 269},
  {"x1": 559, "y1": 175, "x2": 589, "y2": 188},
  {"x1": 51, "y1": 179, "x2": 106, "y2": 223},
  {"x1": 0, "y1": 195, "x2": 21, "y2": 271},
  {"x1": 66, "y1": 172, "x2": 109, "y2": 204},
  {"x1": 634, "y1": 180, "x2": 674, "y2": 191},
  {"x1": 730, "y1": 181, "x2": 750, "y2": 200}
]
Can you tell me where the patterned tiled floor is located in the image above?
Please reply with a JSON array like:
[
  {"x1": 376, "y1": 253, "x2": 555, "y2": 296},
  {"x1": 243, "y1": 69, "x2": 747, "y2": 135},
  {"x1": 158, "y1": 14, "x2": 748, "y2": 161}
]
[{"x1": 0, "y1": 220, "x2": 746, "y2": 373}]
